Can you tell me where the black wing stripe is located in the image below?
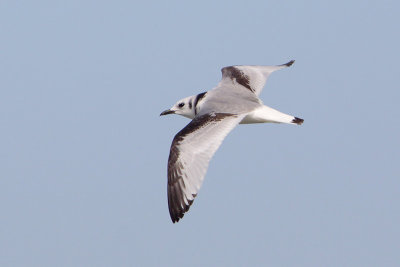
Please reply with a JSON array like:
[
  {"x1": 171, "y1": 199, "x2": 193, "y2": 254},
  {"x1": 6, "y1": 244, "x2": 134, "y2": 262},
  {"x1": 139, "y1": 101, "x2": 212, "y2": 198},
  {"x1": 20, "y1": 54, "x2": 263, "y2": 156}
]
[
  {"x1": 167, "y1": 113, "x2": 235, "y2": 223},
  {"x1": 221, "y1": 66, "x2": 253, "y2": 92}
]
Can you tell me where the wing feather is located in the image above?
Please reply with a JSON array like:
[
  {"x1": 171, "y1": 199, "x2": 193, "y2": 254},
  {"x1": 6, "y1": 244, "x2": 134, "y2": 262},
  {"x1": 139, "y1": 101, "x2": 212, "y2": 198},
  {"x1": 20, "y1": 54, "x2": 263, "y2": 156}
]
[
  {"x1": 167, "y1": 112, "x2": 244, "y2": 223},
  {"x1": 219, "y1": 60, "x2": 294, "y2": 96}
]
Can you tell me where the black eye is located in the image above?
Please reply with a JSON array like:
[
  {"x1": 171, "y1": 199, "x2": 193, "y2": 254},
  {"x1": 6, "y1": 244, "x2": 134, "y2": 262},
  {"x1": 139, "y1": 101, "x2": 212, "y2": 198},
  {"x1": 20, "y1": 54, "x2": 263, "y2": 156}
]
[{"x1": 178, "y1": 103, "x2": 185, "y2": 108}]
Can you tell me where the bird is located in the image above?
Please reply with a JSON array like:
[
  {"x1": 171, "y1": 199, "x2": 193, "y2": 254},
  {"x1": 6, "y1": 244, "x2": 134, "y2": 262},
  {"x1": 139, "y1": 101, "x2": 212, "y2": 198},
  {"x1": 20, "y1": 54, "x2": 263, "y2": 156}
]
[{"x1": 160, "y1": 60, "x2": 303, "y2": 223}]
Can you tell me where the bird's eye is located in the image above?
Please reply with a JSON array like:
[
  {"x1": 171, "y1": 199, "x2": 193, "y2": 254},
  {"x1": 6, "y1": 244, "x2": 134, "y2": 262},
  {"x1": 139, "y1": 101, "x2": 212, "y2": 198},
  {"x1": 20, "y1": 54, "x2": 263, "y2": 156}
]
[{"x1": 178, "y1": 103, "x2": 185, "y2": 108}]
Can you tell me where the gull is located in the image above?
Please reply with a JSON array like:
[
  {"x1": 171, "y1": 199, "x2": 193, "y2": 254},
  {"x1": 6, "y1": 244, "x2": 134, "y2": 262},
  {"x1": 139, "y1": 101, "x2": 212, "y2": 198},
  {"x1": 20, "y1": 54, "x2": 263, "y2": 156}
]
[{"x1": 160, "y1": 60, "x2": 303, "y2": 223}]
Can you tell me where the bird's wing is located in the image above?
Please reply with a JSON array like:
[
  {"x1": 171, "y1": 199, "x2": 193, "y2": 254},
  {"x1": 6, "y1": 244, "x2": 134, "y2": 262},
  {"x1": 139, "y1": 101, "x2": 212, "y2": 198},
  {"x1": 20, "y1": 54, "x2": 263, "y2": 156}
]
[
  {"x1": 167, "y1": 112, "x2": 244, "y2": 223},
  {"x1": 218, "y1": 60, "x2": 294, "y2": 96}
]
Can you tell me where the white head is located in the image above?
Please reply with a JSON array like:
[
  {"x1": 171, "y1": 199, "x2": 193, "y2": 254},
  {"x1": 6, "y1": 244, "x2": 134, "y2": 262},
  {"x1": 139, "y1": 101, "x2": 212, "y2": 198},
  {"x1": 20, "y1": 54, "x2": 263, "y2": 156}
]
[{"x1": 160, "y1": 95, "x2": 196, "y2": 119}]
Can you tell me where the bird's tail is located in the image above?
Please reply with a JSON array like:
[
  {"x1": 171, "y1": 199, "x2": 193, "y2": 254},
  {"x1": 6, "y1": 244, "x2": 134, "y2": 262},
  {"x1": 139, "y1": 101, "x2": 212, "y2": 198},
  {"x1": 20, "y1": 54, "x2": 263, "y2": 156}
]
[{"x1": 240, "y1": 105, "x2": 304, "y2": 125}]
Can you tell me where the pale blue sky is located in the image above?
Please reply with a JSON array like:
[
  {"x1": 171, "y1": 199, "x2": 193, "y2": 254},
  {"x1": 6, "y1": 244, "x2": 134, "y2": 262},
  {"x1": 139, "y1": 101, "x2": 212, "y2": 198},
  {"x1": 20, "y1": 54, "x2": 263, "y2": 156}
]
[{"x1": 1, "y1": 1, "x2": 399, "y2": 266}]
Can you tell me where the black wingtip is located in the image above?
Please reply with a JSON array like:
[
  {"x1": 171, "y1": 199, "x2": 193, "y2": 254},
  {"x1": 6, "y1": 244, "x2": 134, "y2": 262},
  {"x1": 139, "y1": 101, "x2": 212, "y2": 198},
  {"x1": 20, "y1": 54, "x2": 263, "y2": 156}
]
[
  {"x1": 169, "y1": 195, "x2": 197, "y2": 224},
  {"x1": 170, "y1": 208, "x2": 184, "y2": 223},
  {"x1": 292, "y1": 117, "x2": 304, "y2": 125},
  {"x1": 284, "y1": 60, "x2": 295, "y2": 67}
]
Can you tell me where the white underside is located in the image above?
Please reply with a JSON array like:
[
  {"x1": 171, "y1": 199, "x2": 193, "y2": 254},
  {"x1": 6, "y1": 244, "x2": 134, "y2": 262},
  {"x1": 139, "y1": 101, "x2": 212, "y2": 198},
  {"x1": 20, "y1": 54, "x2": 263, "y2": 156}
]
[{"x1": 240, "y1": 105, "x2": 296, "y2": 124}]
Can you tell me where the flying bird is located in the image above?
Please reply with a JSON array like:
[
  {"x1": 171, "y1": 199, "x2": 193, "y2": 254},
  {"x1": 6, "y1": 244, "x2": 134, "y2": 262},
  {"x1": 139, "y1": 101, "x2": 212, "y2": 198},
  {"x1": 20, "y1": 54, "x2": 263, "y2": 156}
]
[{"x1": 160, "y1": 60, "x2": 303, "y2": 223}]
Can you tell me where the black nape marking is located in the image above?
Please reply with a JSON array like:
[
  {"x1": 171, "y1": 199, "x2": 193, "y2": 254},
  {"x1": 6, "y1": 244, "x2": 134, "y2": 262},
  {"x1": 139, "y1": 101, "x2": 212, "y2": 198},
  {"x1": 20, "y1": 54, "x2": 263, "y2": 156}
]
[
  {"x1": 194, "y1": 92, "x2": 207, "y2": 115},
  {"x1": 292, "y1": 117, "x2": 304, "y2": 125},
  {"x1": 222, "y1": 66, "x2": 253, "y2": 92},
  {"x1": 189, "y1": 100, "x2": 192, "y2": 109}
]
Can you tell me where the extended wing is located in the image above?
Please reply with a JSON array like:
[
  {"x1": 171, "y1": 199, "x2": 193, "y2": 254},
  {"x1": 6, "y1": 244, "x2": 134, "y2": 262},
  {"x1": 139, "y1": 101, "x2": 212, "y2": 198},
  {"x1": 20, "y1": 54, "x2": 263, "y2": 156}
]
[
  {"x1": 167, "y1": 113, "x2": 244, "y2": 223},
  {"x1": 219, "y1": 60, "x2": 294, "y2": 96}
]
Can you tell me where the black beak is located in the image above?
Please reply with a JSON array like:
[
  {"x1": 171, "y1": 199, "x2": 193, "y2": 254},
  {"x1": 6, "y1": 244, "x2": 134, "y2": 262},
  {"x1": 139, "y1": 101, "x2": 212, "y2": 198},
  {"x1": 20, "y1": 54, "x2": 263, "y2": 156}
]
[{"x1": 160, "y1": 109, "x2": 175, "y2": 116}]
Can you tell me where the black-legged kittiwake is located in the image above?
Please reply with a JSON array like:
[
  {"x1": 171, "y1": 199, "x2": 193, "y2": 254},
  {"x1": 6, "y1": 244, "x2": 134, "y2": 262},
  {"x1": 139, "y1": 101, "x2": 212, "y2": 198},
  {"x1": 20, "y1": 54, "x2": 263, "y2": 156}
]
[{"x1": 161, "y1": 60, "x2": 303, "y2": 223}]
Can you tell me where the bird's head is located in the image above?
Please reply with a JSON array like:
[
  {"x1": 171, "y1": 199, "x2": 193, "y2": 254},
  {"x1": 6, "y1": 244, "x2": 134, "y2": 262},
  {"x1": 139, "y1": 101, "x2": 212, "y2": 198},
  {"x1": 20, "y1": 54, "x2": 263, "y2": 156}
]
[{"x1": 160, "y1": 95, "x2": 196, "y2": 119}]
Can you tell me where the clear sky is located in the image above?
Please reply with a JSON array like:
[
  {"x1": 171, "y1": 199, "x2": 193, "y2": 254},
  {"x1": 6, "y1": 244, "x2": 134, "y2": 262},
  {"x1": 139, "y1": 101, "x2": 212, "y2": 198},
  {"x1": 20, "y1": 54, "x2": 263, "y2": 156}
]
[{"x1": 1, "y1": 0, "x2": 399, "y2": 266}]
